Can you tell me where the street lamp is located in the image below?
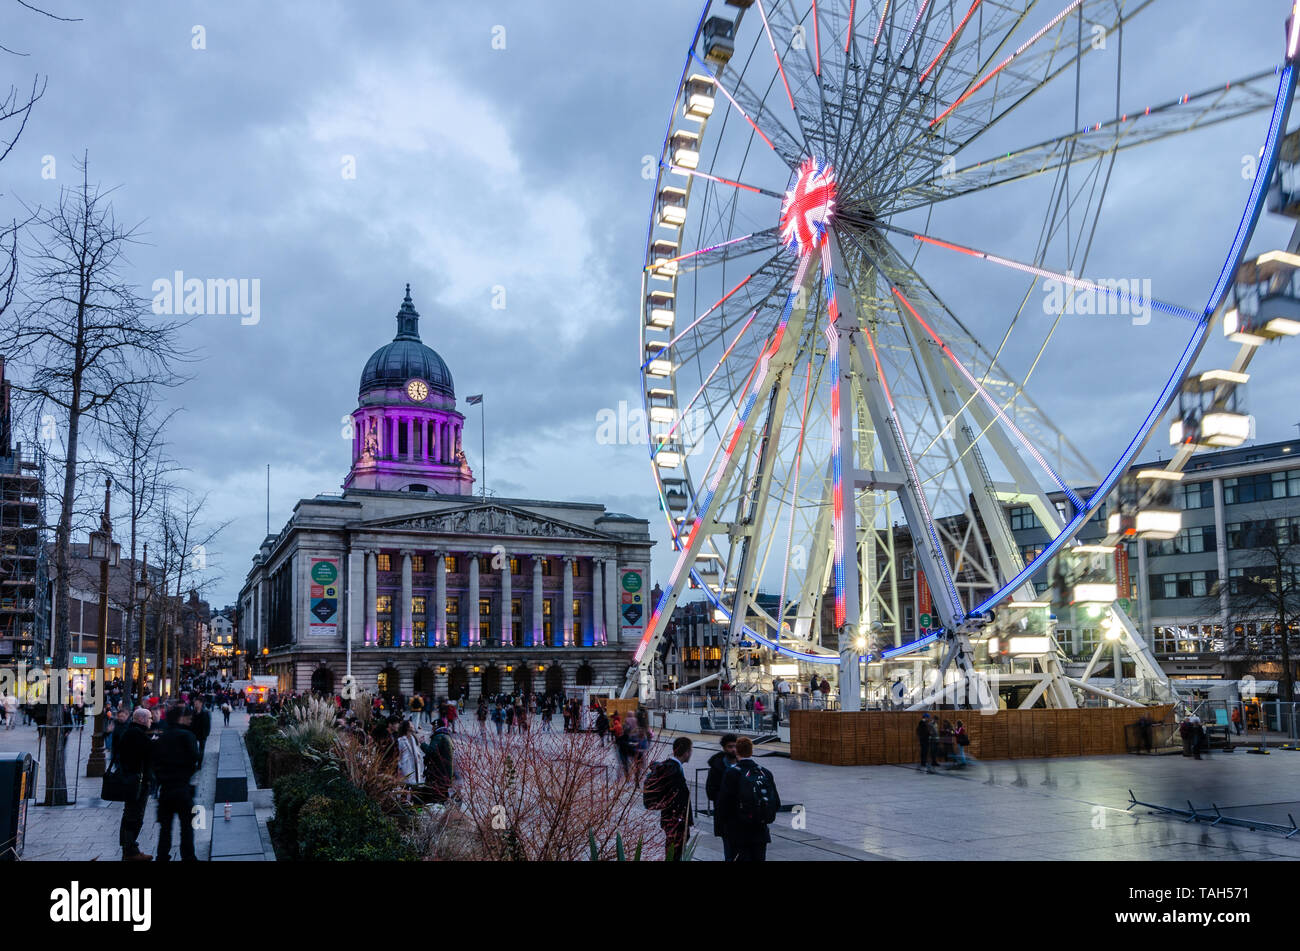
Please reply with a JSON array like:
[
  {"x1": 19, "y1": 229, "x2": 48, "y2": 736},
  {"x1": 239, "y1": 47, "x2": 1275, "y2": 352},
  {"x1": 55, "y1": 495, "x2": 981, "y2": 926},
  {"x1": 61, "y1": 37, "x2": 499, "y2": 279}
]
[
  {"x1": 134, "y1": 543, "x2": 152, "y2": 704},
  {"x1": 86, "y1": 478, "x2": 117, "y2": 778}
]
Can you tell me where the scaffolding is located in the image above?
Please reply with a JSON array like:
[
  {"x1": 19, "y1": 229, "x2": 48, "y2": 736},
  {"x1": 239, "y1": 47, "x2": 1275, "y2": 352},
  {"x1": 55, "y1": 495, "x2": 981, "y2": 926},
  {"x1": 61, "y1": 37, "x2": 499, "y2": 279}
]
[{"x1": 0, "y1": 357, "x2": 49, "y2": 668}]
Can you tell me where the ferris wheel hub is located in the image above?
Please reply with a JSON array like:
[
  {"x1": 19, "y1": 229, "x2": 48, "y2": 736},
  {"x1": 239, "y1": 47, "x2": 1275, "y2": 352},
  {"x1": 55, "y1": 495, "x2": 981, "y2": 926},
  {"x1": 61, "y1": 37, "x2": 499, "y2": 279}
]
[{"x1": 779, "y1": 157, "x2": 838, "y2": 256}]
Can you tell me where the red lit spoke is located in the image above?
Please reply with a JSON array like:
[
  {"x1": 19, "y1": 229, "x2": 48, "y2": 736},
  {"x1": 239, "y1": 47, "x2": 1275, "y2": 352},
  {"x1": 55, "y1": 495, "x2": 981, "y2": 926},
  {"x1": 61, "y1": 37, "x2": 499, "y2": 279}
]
[
  {"x1": 690, "y1": 53, "x2": 779, "y2": 155},
  {"x1": 872, "y1": 0, "x2": 889, "y2": 45},
  {"x1": 930, "y1": 0, "x2": 1081, "y2": 127},
  {"x1": 756, "y1": 0, "x2": 797, "y2": 112},
  {"x1": 667, "y1": 165, "x2": 785, "y2": 198},
  {"x1": 918, "y1": 0, "x2": 982, "y2": 86},
  {"x1": 812, "y1": 0, "x2": 821, "y2": 76},
  {"x1": 644, "y1": 271, "x2": 758, "y2": 370}
]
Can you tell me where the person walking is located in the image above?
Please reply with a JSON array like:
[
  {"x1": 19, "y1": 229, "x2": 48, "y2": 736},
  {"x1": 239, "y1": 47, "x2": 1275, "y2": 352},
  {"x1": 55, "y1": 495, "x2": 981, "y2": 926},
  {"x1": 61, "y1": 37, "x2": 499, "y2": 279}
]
[
  {"x1": 917, "y1": 713, "x2": 937, "y2": 772},
  {"x1": 220, "y1": 699, "x2": 232, "y2": 727},
  {"x1": 716, "y1": 737, "x2": 780, "y2": 861},
  {"x1": 953, "y1": 719, "x2": 970, "y2": 767},
  {"x1": 190, "y1": 697, "x2": 212, "y2": 767},
  {"x1": 705, "y1": 734, "x2": 739, "y2": 861},
  {"x1": 114, "y1": 708, "x2": 154, "y2": 862},
  {"x1": 818, "y1": 677, "x2": 831, "y2": 707},
  {"x1": 595, "y1": 707, "x2": 609, "y2": 745},
  {"x1": 153, "y1": 705, "x2": 200, "y2": 862},
  {"x1": 659, "y1": 737, "x2": 693, "y2": 861},
  {"x1": 396, "y1": 720, "x2": 423, "y2": 785},
  {"x1": 1230, "y1": 705, "x2": 1243, "y2": 736},
  {"x1": 421, "y1": 722, "x2": 455, "y2": 803}
]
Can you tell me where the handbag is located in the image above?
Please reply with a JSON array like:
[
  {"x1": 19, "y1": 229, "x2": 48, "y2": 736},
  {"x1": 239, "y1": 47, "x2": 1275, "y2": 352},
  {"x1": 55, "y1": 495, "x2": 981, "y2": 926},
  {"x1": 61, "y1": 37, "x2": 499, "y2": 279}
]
[
  {"x1": 956, "y1": 732, "x2": 970, "y2": 746},
  {"x1": 100, "y1": 756, "x2": 142, "y2": 802}
]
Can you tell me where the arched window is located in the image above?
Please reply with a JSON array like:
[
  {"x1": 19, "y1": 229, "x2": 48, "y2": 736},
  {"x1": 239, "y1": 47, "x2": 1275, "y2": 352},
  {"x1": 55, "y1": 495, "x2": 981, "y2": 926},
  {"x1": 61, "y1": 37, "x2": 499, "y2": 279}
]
[
  {"x1": 545, "y1": 664, "x2": 564, "y2": 696},
  {"x1": 575, "y1": 662, "x2": 594, "y2": 687},
  {"x1": 448, "y1": 665, "x2": 470, "y2": 701},
  {"x1": 310, "y1": 666, "x2": 334, "y2": 696},
  {"x1": 377, "y1": 664, "x2": 400, "y2": 696},
  {"x1": 480, "y1": 664, "x2": 501, "y2": 700}
]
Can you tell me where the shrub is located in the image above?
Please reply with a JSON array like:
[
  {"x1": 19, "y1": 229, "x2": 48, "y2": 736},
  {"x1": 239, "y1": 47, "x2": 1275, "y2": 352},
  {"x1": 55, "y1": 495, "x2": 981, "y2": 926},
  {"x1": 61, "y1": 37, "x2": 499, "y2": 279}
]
[
  {"x1": 270, "y1": 769, "x2": 347, "y2": 860},
  {"x1": 244, "y1": 715, "x2": 281, "y2": 786},
  {"x1": 297, "y1": 794, "x2": 414, "y2": 861}
]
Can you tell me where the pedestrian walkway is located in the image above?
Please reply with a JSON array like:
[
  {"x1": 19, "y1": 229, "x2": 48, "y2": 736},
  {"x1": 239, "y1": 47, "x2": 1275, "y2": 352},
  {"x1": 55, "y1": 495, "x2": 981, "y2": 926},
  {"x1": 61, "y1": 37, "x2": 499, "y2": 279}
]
[
  {"x1": 0, "y1": 710, "x2": 252, "y2": 861},
  {"x1": 661, "y1": 730, "x2": 1300, "y2": 860}
]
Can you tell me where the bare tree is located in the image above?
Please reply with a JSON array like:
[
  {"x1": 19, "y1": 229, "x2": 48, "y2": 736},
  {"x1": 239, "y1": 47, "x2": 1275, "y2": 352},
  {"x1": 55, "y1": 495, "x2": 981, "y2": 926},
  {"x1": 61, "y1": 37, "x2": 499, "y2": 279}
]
[
  {"x1": 153, "y1": 487, "x2": 228, "y2": 696},
  {"x1": 0, "y1": 159, "x2": 189, "y2": 803},
  {"x1": 1206, "y1": 507, "x2": 1300, "y2": 705},
  {"x1": 100, "y1": 387, "x2": 179, "y2": 701}
]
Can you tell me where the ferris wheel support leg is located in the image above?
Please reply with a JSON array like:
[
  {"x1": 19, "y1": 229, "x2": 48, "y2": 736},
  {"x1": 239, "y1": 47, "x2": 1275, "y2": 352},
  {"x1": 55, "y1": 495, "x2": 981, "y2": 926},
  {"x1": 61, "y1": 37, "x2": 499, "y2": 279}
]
[{"x1": 829, "y1": 298, "x2": 864, "y2": 712}]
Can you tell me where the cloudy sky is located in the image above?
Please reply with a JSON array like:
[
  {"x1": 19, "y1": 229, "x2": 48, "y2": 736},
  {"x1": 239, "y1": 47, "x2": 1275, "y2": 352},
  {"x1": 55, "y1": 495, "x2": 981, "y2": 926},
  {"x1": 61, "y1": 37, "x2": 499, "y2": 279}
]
[{"x1": 3, "y1": 0, "x2": 1298, "y2": 610}]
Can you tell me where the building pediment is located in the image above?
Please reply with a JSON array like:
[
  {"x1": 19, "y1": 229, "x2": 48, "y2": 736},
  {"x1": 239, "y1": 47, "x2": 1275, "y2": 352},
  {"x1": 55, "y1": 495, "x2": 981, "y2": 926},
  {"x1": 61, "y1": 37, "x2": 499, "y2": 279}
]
[{"x1": 360, "y1": 503, "x2": 615, "y2": 541}]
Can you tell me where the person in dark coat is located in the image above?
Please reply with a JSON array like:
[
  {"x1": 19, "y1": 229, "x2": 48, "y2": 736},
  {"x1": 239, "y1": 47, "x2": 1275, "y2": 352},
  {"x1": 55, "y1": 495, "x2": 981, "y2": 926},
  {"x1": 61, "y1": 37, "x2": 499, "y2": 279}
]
[
  {"x1": 153, "y1": 705, "x2": 200, "y2": 862},
  {"x1": 917, "y1": 713, "x2": 937, "y2": 772},
  {"x1": 189, "y1": 697, "x2": 212, "y2": 766},
  {"x1": 114, "y1": 708, "x2": 154, "y2": 861},
  {"x1": 661, "y1": 737, "x2": 694, "y2": 861},
  {"x1": 421, "y1": 724, "x2": 455, "y2": 802},
  {"x1": 705, "y1": 734, "x2": 739, "y2": 861},
  {"x1": 715, "y1": 737, "x2": 780, "y2": 861}
]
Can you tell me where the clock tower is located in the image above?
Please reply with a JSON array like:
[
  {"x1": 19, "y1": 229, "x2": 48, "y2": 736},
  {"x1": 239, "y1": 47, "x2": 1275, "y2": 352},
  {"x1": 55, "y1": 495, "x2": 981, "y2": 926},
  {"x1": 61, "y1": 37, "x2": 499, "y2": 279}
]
[{"x1": 344, "y1": 285, "x2": 475, "y2": 495}]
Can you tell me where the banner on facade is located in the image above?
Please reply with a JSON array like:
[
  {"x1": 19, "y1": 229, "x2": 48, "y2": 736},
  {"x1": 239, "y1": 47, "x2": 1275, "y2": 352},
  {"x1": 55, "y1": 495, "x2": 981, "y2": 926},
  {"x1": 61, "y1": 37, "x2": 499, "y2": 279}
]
[
  {"x1": 1115, "y1": 545, "x2": 1131, "y2": 600},
  {"x1": 308, "y1": 556, "x2": 340, "y2": 636},
  {"x1": 619, "y1": 567, "x2": 646, "y2": 642}
]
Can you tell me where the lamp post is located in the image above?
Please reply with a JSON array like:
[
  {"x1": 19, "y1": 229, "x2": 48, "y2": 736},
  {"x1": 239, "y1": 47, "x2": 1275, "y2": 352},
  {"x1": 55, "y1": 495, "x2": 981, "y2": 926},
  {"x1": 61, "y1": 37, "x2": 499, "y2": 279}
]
[
  {"x1": 86, "y1": 478, "x2": 119, "y2": 778},
  {"x1": 134, "y1": 543, "x2": 151, "y2": 705}
]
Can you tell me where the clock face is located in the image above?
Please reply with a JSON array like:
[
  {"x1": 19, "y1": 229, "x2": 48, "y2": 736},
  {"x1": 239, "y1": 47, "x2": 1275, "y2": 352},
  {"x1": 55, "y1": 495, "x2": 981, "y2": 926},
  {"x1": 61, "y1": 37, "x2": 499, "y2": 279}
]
[{"x1": 406, "y1": 379, "x2": 429, "y2": 402}]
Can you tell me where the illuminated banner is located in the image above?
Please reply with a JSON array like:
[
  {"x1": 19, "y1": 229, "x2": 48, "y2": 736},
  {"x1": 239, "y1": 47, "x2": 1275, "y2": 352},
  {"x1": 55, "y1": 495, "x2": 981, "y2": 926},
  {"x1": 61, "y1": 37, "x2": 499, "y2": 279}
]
[
  {"x1": 917, "y1": 568, "x2": 932, "y2": 631},
  {"x1": 308, "y1": 556, "x2": 341, "y2": 637},
  {"x1": 619, "y1": 567, "x2": 646, "y2": 642},
  {"x1": 1115, "y1": 546, "x2": 1131, "y2": 600}
]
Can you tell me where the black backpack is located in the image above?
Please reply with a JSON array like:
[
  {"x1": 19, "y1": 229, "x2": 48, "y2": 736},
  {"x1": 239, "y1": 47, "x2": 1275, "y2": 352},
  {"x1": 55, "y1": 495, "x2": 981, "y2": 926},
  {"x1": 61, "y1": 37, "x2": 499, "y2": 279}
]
[
  {"x1": 643, "y1": 760, "x2": 676, "y2": 810},
  {"x1": 734, "y1": 763, "x2": 777, "y2": 825}
]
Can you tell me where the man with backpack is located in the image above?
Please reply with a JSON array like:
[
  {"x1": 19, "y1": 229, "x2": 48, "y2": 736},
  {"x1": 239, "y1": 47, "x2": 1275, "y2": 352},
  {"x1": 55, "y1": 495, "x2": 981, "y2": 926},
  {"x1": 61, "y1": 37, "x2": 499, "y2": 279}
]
[
  {"x1": 716, "y1": 737, "x2": 780, "y2": 861},
  {"x1": 705, "y1": 734, "x2": 739, "y2": 860},
  {"x1": 644, "y1": 736, "x2": 694, "y2": 860}
]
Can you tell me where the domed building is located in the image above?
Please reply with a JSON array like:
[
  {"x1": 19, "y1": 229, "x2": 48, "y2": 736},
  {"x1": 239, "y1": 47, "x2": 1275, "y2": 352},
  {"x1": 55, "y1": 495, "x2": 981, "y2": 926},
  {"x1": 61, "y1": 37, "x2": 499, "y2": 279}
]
[
  {"x1": 345, "y1": 286, "x2": 474, "y2": 495},
  {"x1": 238, "y1": 287, "x2": 653, "y2": 702}
]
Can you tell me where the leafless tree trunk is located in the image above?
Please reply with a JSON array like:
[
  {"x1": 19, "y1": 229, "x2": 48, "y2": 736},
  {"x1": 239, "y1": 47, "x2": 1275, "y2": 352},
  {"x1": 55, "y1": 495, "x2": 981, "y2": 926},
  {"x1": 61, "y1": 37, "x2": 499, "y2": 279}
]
[
  {"x1": 1, "y1": 159, "x2": 188, "y2": 803},
  {"x1": 1206, "y1": 508, "x2": 1300, "y2": 706},
  {"x1": 100, "y1": 388, "x2": 177, "y2": 705}
]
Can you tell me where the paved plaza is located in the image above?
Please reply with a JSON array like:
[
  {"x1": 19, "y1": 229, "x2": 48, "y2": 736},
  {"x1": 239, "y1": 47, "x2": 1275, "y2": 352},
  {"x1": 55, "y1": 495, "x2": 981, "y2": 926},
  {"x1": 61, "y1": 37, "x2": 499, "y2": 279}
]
[
  {"x1": 5, "y1": 713, "x2": 1300, "y2": 861},
  {"x1": 673, "y1": 731, "x2": 1300, "y2": 861}
]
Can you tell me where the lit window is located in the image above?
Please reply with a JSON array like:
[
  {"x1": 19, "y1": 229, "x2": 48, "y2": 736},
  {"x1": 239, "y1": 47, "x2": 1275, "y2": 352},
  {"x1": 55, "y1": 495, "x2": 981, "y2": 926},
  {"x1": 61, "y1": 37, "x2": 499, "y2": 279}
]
[
  {"x1": 411, "y1": 555, "x2": 425, "y2": 573},
  {"x1": 543, "y1": 598, "x2": 553, "y2": 616},
  {"x1": 413, "y1": 620, "x2": 427, "y2": 646},
  {"x1": 377, "y1": 553, "x2": 392, "y2": 572},
  {"x1": 445, "y1": 555, "x2": 458, "y2": 573},
  {"x1": 541, "y1": 558, "x2": 553, "y2": 576},
  {"x1": 446, "y1": 597, "x2": 459, "y2": 616},
  {"x1": 412, "y1": 596, "x2": 426, "y2": 615},
  {"x1": 572, "y1": 559, "x2": 581, "y2": 578},
  {"x1": 509, "y1": 556, "x2": 520, "y2": 575},
  {"x1": 479, "y1": 598, "x2": 491, "y2": 618},
  {"x1": 376, "y1": 595, "x2": 392, "y2": 614}
]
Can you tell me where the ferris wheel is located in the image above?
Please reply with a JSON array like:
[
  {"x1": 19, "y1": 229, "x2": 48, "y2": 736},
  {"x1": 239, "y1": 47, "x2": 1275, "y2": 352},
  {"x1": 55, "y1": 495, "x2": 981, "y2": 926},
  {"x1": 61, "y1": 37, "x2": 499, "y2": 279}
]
[{"x1": 630, "y1": 0, "x2": 1300, "y2": 708}]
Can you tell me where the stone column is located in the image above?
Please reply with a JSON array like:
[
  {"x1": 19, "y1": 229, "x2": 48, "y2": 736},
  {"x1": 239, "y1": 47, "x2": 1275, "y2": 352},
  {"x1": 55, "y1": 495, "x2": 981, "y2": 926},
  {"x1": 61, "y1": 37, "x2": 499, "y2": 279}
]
[
  {"x1": 532, "y1": 555, "x2": 544, "y2": 648},
  {"x1": 422, "y1": 419, "x2": 429, "y2": 462},
  {"x1": 400, "y1": 550, "x2": 413, "y2": 647},
  {"x1": 348, "y1": 548, "x2": 365, "y2": 649},
  {"x1": 434, "y1": 549, "x2": 447, "y2": 646},
  {"x1": 562, "y1": 556, "x2": 574, "y2": 647},
  {"x1": 592, "y1": 557, "x2": 604, "y2": 646},
  {"x1": 501, "y1": 554, "x2": 512, "y2": 646},
  {"x1": 364, "y1": 551, "x2": 378, "y2": 646},
  {"x1": 604, "y1": 557, "x2": 619, "y2": 645},
  {"x1": 468, "y1": 554, "x2": 480, "y2": 646}
]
